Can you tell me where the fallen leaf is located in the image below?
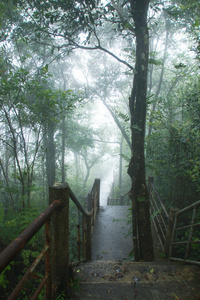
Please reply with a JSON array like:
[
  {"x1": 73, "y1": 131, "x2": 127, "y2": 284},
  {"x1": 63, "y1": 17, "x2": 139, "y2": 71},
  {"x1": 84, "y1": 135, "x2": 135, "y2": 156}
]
[{"x1": 144, "y1": 275, "x2": 149, "y2": 280}]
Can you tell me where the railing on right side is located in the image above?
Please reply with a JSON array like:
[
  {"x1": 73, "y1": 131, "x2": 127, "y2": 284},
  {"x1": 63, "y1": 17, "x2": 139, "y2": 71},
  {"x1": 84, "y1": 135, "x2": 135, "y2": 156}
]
[
  {"x1": 148, "y1": 177, "x2": 200, "y2": 265},
  {"x1": 87, "y1": 178, "x2": 100, "y2": 229},
  {"x1": 169, "y1": 200, "x2": 200, "y2": 266},
  {"x1": 148, "y1": 177, "x2": 169, "y2": 252}
]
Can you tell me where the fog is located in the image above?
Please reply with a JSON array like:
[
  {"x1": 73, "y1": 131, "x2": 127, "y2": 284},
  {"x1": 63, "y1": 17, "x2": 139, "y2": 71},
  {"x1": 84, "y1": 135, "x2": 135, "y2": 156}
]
[
  {"x1": 0, "y1": 0, "x2": 199, "y2": 212},
  {"x1": 100, "y1": 169, "x2": 114, "y2": 206}
]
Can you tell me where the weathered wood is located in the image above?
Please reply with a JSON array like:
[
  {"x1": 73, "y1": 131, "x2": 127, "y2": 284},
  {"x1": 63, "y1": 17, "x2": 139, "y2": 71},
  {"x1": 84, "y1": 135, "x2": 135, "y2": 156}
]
[
  {"x1": 169, "y1": 211, "x2": 178, "y2": 258},
  {"x1": 77, "y1": 224, "x2": 81, "y2": 261},
  {"x1": 45, "y1": 221, "x2": 51, "y2": 300},
  {"x1": 86, "y1": 213, "x2": 92, "y2": 261},
  {"x1": 88, "y1": 192, "x2": 92, "y2": 212},
  {"x1": 49, "y1": 183, "x2": 69, "y2": 299},
  {"x1": 83, "y1": 216, "x2": 87, "y2": 259},
  {"x1": 149, "y1": 176, "x2": 169, "y2": 253},
  {"x1": 168, "y1": 200, "x2": 200, "y2": 263},
  {"x1": 185, "y1": 207, "x2": 197, "y2": 259},
  {"x1": 169, "y1": 257, "x2": 200, "y2": 266},
  {"x1": 164, "y1": 208, "x2": 179, "y2": 257},
  {"x1": 94, "y1": 178, "x2": 100, "y2": 213},
  {"x1": 69, "y1": 187, "x2": 88, "y2": 217}
]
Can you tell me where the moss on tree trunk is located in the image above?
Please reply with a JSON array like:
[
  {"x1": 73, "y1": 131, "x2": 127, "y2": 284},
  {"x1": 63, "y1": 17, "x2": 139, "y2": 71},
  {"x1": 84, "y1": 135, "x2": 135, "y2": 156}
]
[{"x1": 128, "y1": 0, "x2": 154, "y2": 261}]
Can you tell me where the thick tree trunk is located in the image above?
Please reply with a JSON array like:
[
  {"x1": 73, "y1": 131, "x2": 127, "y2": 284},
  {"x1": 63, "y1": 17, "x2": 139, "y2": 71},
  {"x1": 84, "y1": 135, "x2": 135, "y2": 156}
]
[
  {"x1": 128, "y1": 0, "x2": 154, "y2": 261},
  {"x1": 61, "y1": 116, "x2": 66, "y2": 182},
  {"x1": 119, "y1": 135, "x2": 123, "y2": 202}
]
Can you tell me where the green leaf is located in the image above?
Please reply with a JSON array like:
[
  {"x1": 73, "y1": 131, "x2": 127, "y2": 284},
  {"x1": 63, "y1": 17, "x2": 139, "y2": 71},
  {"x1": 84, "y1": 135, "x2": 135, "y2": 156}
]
[{"x1": 148, "y1": 58, "x2": 162, "y2": 66}]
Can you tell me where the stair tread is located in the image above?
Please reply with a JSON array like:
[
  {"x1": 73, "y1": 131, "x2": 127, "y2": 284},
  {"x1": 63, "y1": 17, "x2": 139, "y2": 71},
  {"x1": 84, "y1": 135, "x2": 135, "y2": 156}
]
[{"x1": 72, "y1": 260, "x2": 200, "y2": 299}]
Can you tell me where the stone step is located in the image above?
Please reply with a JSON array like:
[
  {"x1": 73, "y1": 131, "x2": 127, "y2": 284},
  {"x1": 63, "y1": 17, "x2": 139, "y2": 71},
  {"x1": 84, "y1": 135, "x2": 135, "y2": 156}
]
[{"x1": 72, "y1": 260, "x2": 200, "y2": 299}]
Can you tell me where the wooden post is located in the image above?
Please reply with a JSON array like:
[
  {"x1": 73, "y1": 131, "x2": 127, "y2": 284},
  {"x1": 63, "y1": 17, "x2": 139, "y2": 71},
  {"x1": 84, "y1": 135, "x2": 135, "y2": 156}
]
[
  {"x1": 164, "y1": 208, "x2": 179, "y2": 257},
  {"x1": 95, "y1": 178, "x2": 100, "y2": 212},
  {"x1": 86, "y1": 213, "x2": 92, "y2": 260},
  {"x1": 49, "y1": 183, "x2": 69, "y2": 299},
  {"x1": 83, "y1": 216, "x2": 87, "y2": 260},
  {"x1": 88, "y1": 192, "x2": 92, "y2": 212},
  {"x1": 45, "y1": 221, "x2": 51, "y2": 300}
]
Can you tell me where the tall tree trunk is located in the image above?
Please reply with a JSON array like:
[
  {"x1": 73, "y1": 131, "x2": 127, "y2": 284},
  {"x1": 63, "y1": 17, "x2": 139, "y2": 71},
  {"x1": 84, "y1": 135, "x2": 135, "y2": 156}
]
[
  {"x1": 61, "y1": 116, "x2": 66, "y2": 182},
  {"x1": 128, "y1": 0, "x2": 154, "y2": 261},
  {"x1": 60, "y1": 64, "x2": 67, "y2": 183},
  {"x1": 119, "y1": 135, "x2": 123, "y2": 203}
]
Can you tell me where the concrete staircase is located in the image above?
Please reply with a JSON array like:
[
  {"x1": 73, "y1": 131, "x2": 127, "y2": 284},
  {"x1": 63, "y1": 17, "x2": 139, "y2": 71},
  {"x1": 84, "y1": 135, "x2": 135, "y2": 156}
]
[
  {"x1": 72, "y1": 260, "x2": 200, "y2": 300},
  {"x1": 70, "y1": 205, "x2": 200, "y2": 299}
]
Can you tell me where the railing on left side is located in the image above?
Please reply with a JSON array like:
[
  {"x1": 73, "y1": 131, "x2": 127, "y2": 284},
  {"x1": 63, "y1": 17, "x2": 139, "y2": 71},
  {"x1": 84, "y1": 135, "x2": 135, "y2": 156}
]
[
  {"x1": 0, "y1": 179, "x2": 100, "y2": 300},
  {"x1": 0, "y1": 199, "x2": 61, "y2": 300}
]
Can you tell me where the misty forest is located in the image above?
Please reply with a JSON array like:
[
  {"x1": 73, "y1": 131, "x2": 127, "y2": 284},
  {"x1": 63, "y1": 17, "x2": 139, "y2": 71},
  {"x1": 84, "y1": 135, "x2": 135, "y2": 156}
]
[{"x1": 0, "y1": 0, "x2": 199, "y2": 298}]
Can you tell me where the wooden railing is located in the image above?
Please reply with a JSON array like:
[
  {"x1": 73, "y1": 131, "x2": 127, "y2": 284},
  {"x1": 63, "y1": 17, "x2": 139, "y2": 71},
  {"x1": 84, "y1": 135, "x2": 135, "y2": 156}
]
[
  {"x1": 169, "y1": 200, "x2": 200, "y2": 266},
  {"x1": 148, "y1": 177, "x2": 169, "y2": 252},
  {"x1": 0, "y1": 179, "x2": 100, "y2": 300},
  {"x1": 86, "y1": 178, "x2": 100, "y2": 228},
  {"x1": 148, "y1": 177, "x2": 200, "y2": 265}
]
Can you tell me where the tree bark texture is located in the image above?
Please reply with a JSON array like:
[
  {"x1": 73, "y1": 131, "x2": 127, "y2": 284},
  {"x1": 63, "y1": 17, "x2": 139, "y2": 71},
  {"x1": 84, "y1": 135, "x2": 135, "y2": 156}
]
[
  {"x1": 128, "y1": 0, "x2": 154, "y2": 261},
  {"x1": 61, "y1": 116, "x2": 66, "y2": 182}
]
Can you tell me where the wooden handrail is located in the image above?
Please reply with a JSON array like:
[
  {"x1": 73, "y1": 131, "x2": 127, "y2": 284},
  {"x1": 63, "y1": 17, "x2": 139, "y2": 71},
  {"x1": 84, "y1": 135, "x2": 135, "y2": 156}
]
[
  {"x1": 0, "y1": 178, "x2": 101, "y2": 299},
  {"x1": 148, "y1": 177, "x2": 169, "y2": 252},
  {"x1": 86, "y1": 178, "x2": 100, "y2": 228},
  {"x1": 0, "y1": 200, "x2": 61, "y2": 273},
  {"x1": 169, "y1": 200, "x2": 200, "y2": 265},
  {"x1": 69, "y1": 187, "x2": 89, "y2": 217},
  {"x1": 148, "y1": 177, "x2": 200, "y2": 265}
]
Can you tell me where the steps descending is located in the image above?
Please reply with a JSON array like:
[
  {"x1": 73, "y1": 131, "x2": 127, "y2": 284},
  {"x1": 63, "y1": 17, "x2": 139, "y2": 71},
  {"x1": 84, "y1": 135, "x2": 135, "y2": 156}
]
[
  {"x1": 73, "y1": 260, "x2": 200, "y2": 300},
  {"x1": 71, "y1": 205, "x2": 200, "y2": 299}
]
